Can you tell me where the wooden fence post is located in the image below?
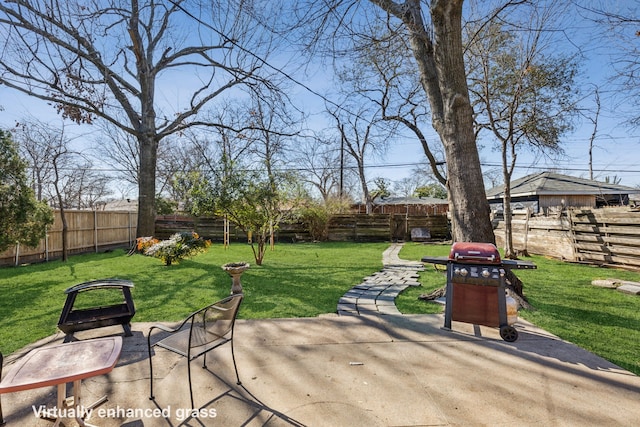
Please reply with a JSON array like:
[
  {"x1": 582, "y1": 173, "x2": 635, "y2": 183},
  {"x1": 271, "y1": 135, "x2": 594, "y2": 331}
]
[{"x1": 94, "y1": 210, "x2": 99, "y2": 253}]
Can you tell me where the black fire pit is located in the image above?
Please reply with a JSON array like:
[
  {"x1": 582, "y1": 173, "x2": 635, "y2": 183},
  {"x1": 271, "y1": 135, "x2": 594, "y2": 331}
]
[
  {"x1": 422, "y1": 242, "x2": 536, "y2": 342},
  {"x1": 58, "y1": 279, "x2": 135, "y2": 342}
]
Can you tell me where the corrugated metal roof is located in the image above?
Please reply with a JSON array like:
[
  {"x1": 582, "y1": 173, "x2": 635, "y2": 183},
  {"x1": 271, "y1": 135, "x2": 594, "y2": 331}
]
[{"x1": 486, "y1": 172, "x2": 640, "y2": 200}]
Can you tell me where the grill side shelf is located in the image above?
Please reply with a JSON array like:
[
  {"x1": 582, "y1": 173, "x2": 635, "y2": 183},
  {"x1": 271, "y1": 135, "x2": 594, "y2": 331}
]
[{"x1": 420, "y1": 256, "x2": 450, "y2": 265}]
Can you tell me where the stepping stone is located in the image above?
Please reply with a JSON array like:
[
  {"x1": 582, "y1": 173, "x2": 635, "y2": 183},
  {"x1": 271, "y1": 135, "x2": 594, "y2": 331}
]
[
  {"x1": 337, "y1": 303, "x2": 357, "y2": 312},
  {"x1": 592, "y1": 279, "x2": 618, "y2": 288},
  {"x1": 337, "y1": 242, "x2": 425, "y2": 316},
  {"x1": 358, "y1": 305, "x2": 379, "y2": 315},
  {"x1": 357, "y1": 295, "x2": 379, "y2": 303},
  {"x1": 617, "y1": 284, "x2": 640, "y2": 295},
  {"x1": 377, "y1": 305, "x2": 401, "y2": 315},
  {"x1": 338, "y1": 297, "x2": 358, "y2": 304}
]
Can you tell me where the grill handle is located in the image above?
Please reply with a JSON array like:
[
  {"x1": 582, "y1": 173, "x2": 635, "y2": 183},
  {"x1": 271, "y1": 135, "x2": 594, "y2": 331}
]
[{"x1": 453, "y1": 252, "x2": 496, "y2": 262}]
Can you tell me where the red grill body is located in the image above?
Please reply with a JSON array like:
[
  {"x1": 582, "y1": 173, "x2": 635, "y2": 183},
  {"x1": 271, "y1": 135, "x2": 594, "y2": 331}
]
[
  {"x1": 449, "y1": 242, "x2": 501, "y2": 264},
  {"x1": 422, "y1": 242, "x2": 536, "y2": 341}
]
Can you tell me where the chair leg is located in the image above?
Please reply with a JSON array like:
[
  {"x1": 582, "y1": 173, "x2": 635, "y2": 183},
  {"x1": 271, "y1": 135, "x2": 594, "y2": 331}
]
[
  {"x1": 147, "y1": 337, "x2": 155, "y2": 401},
  {"x1": 231, "y1": 340, "x2": 241, "y2": 385},
  {"x1": 187, "y1": 359, "x2": 195, "y2": 410}
]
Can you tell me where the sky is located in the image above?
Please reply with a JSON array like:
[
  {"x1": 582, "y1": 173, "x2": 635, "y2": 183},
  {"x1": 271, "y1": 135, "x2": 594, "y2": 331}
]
[{"x1": 1, "y1": 1, "x2": 639, "y2": 198}]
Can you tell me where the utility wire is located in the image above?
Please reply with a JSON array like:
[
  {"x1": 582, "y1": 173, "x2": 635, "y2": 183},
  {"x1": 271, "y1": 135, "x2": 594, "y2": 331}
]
[
  {"x1": 168, "y1": 0, "x2": 350, "y2": 117},
  {"x1": 28, "y1": 161, "x2": 640, "y2": 176},
  {"x1": 167, "y1": 2, "x2": 639, "y2": 180}
]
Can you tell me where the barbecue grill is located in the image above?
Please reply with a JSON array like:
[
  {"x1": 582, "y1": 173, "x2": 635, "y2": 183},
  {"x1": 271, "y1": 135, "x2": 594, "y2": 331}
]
[{"x1": 421, "y1": 242, "x2": 536, "y2": 342}]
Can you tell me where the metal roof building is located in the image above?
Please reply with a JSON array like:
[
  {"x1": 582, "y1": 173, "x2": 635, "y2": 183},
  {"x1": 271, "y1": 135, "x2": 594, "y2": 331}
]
[{"x1": 486, "y1": 172, "x2": 640, "y2": 214}]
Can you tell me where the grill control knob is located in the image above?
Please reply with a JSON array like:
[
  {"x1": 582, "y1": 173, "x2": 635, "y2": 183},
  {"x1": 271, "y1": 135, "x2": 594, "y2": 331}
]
[
  {"x1": 459, "y1": 268, "x2": 468, "y2": 277},
  {"x1": 482, "y1": 269, "x2": 491, "y2": 278}
]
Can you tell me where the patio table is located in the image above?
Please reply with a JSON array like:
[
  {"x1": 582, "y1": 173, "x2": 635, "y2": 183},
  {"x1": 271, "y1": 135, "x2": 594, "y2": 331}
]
[{"x1": 0, "y1": 336, "x2": 122, "y2": 426}]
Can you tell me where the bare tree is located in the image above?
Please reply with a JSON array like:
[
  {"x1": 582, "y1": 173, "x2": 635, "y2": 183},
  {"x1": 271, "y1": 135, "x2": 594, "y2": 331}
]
[
  {"x1": 325, "y1": 51, "x2": 402, "y2": 213},
  {"x1": 243, "y1": 92, "x2": 301, "y2": 191},
  {"x1": 583, "y1": 85, "x2": 601, "y2": 181},
  {"x1": 328, "y1": 103, "x2": 386, "y2": 214},
  {"x1": 92, "y1": 122, "x2": 141, "y2": 191},
  {"x1": 369, "y1": 1, "x2": 498, "y2": 241},
  {"x1": 466, "y1": 4, "x2": 579, "y2": 258},
  {"x1": 13, "y1": 120, "x2": 58, "y2": 201},
  {"x1": 14, "y1": 119, "x2": 113, "y2": 260},
  {"x1": 59, "y1": 161, "x2": 112, "y2": 209},
  {"x1": 0, "y1": 0, "x2": 281, "y2": 236},
  {"x1": 394, "y1": 172, "x2": 441, "y2": 198},
  {"x1": 346, "y1": 19, "x2": 448, "y2": 188},
  {"x1": 293, "y1": 0, "x2": 500, "y2": 241},
  {"x1": 293, "y1": 131, "x2": 349, "y2": 202},
  {"x1": 14, "y1": 119, "x2": 112, "y2": 209},
  {"x1": 15, "y1": 121, "x2": 73, "y2": 261},
  {"x1": 578, "y1": 3, "x2": 640, "y2": 127}
]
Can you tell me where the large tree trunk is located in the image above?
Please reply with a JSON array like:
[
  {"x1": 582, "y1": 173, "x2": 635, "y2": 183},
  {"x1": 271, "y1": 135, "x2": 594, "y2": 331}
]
[
  {"x1": 137, "y1": 134, "x2": 157, "y2": 237},
  {"x1": 133, "y1": 12, "x2": 158, "y2": 239},
  {"x1": 430, "y1": 0, "x2": 495, "y2": 243},
  {"x1": 375, "y1": 0, "x2": 494, "y2": 243}
]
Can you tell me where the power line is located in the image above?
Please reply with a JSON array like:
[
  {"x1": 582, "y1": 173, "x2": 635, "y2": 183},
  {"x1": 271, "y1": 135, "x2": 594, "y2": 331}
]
[
  {"x1": 26, "y1": 160, "x2": 640, "y2": 176},
  {"x1": 479, "y1": 162, "x2": 640, "y2": 174},
  {"x1": 168, "y1": 0, "x2": 349, "y2": 117}
]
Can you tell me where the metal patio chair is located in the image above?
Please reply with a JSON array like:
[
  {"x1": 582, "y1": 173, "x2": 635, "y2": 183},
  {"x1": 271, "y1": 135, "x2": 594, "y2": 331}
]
[{"x1": 147, "y1": 293, "x2": 243, "y2": 409}]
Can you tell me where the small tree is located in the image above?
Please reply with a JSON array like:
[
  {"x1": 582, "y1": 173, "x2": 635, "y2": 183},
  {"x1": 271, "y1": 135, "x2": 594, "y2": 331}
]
[
  {"x1": 188, "y1": 157, "x2": 293, "y2": 266},
  {"x1": 370, "y1": 177, "x2": 392, "y2": 201},
  {"x1": 0, "y1": 130, "x2": 53, "y2": 252},
  {"x1": 294, "y1": 196, "x2": 351, "y2": 241},
  {"x1": 415, "y1": 183, "x2": 448, "y2": 199},
  {"x1": 466, "y1": 12, "x2": 579, "y2": 258},
  {"x1": 221, "y1": 176, "x2": 281, "y2": 266}
]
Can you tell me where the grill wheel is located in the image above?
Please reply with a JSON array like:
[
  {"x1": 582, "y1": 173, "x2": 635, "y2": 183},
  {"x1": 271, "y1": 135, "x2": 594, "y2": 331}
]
[{"x1": 500, "y1": 325, "x2": 519, "y2": 342}]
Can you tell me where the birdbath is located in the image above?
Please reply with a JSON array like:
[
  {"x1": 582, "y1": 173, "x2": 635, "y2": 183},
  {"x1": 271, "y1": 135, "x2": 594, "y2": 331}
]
[{"x1": 222, "y1": 262, "x2": 250, "y2": 295}]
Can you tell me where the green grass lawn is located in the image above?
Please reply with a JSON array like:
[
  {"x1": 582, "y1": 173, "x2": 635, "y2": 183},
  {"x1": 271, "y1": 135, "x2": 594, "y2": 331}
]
[
  {"x1": 397, "y1": 242, "x2": 640, "y2": 375},
  {"x1": 2, "y1": 241, "x2": 639, "y2": 376},
  {"x1": 0, "y1": 242, "x2": 387, "y2": 355}
]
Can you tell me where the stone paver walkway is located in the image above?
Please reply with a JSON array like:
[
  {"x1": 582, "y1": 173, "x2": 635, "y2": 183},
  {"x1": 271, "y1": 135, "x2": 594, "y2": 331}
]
[{"x1": 337, "y1": 243, "x2": 424, "y2": 316}]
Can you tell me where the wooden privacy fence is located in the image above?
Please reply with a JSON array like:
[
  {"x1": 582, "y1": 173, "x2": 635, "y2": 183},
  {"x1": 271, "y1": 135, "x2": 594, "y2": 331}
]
[
  {"x1": 7, "y1": 207, "x2": 640, "y2": 269},
  {"x1": 493, "y1": 207, "x2": 640, "y2": 269},
  {"x1": 0, "y1": 210, "x2": 137, "y2": 266},
  {"x1": 570, "y1": 208, "x2": 640, "y2": 268},
  {"x1": 494, "y1": 210, "x2": 574, "y2": 260},
  {"x1": 155, "y1": 213, "x2": 450, "y2": 243}
]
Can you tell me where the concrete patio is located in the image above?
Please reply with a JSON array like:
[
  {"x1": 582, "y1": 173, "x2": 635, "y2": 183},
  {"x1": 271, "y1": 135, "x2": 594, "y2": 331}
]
[{"x1": 2, "y1": 313, "x2": 640, "y2": 426}]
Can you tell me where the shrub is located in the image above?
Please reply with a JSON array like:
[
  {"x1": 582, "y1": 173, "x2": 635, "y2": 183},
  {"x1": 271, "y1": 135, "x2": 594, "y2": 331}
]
[
  {"x1": 144, "y1": 232, "x2": 211, "y2": 265},
  {"x1": 135, "y1": 236, "x2": 160, "y2": 253},
  {"x1": 295, "y1": 197, "x2": 351, "y2": 241}
]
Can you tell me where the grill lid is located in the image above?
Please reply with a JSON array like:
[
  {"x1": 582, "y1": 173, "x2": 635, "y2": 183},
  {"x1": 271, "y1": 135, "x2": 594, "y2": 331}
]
[{"x1": 449, "y1": 242, "x2": 502, "y2": 264}]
